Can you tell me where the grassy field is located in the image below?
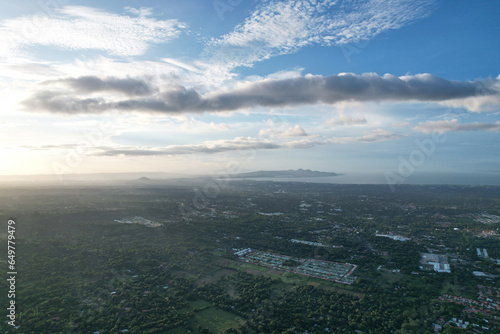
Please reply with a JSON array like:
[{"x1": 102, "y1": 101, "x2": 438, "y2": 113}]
[
  {"x1": 194, "y1": 268, "x2": 237, "y2": 287},
  {"x1": 189, "y1": 299, "x2": 212, "y2": 310},
  {"x1": 236, "y1": 262, "x2": 269, "y2": 272},
  {"x1": 280, "y1": 271, "x2": 307, "y2": 284},
  {"x1": 166, "y1": 327, "x2": 190, "y2": 334},
  {"x1": 191, "y1": 307, "x2": 244, "y2": 333},
  {"x1": 378, "y1": 271, "x2": 402, "y2": 283},
  {"x1": 440, "y1": 282, "x2": 477, "y2": 299}
]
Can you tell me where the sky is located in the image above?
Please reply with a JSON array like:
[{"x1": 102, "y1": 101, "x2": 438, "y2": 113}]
[{"x1": 0, "y1": 0, "x2": 499, "y2": 183}]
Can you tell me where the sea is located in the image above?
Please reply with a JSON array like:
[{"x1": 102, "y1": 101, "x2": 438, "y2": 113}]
[{"x1": 245, "y1": 171, "x2": 500, "y2": 186}]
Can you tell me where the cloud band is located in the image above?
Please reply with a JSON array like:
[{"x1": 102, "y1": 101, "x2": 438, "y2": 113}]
[{"x1": 22, "y1": 73, "x2": 500, "y2": 114}]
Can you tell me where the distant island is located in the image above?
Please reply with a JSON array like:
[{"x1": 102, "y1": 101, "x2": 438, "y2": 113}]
[
  {"x1": 231, "y1": 169, "x2": 339, "y2": 179},
  {"x1": 136, "y1": 176, "x2": 152, "y2": 181}
]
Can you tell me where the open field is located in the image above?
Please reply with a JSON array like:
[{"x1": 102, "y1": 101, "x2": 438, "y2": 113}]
[
  {"x1": 194, "y1": 268, "x2": 237, "y2": 287},
  {"x1": 188, "y1": 299, "x2": 211, "y2": 310},
  {"x1": 191, "y1": 307, "x2": 244, "y2": 333}
]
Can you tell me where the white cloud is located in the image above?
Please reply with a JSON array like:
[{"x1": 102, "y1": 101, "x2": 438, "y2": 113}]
[
  {"x1": 392, "y1": 121, "x2": 411, "y2": 128},
  {"x1": 161, "y1": 58, "x2": 202, "y2": 73},
  {"x1": 0, "y1": 61, "x2": 65, "y2": 80},
  {"x1": 281, "y1": 125, "x2": 308, "y2": 137},
  {"x1": 244, "y1": 68, "x2": 305, "y2": 83},
  {"x1": 180, "y1": 117, "x2": 230, "y2": 132},
  {"x1": 259, "y1": 124, "x2": 308, "y2": 137},
  {"x1": 0, "y1": 6, "x2": 186, "y2": 58},
  {"x1": 125, "y1": 7, "x2": 154, "y2": 17},
  {"x1": 438, "y1": 76, "x2": 500, "y2": 112},
  {"x1": 94, "y1": 136, "x2": 281, "y2": 156},
  {"x1": 413, "y1": 119, "x2": 500, "y2": 134},
  {"x1": 203, "y1": 0, "x2": 434, "y2": 81},
  {"x1": 87, "y1": 127, "x2": 403, "y2": 157},
  {"x1": 327, "y1": 113, "x2": 367, "y2": 126},
  {"x1": 283, "y1": 129, "x2": 404, "y2": 149},
  {"x1": 329, "y1": 129, "x2": 404, "y2": 143}
]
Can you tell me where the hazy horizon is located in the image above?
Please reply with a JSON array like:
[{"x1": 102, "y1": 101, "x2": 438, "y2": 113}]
[{"x1": 1, "y1": 169, "x2": 500, "y2": 188}]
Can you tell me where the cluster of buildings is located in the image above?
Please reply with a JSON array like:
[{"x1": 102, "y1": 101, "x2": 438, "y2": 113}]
[
  {"x1": 257, "y1": 212, "x2": 283, "y2": 216},
  {"x1": 471, "y1": 212, "x2": 500, "y2": 224},
  {"x1": 439, "y1": 286, "x2": 500, "y2": 317},
  {"x1": 114, "y1": 216, "x2": 162, "y2": 228},
  {"x1": 420, "y1": 253, "x2": 451, "y2": 273},
  {"x1": 433, "y1": 287, "x2": 499, "y2": 333},
  {"x1": 239, "y1": 250, "x2": 358, "y2": 284},
  {"x1": 289, "y1": 239, "x2": 343, "y2": 248},
  {"x1": 233, "y1": 248, "x2": 253, "y2": 257},
  {"x1": 477, "y1": 248, "x2": 489, "y2": 258},
  {"x1": 375, "y1": 233, "x2": 410, "y2": 242},
  {"x1": 431, "y1": 317, "x2": 489, "y2": 333},
  {"x1": 290, "y1": 239, "x2": 325, "y2": 247},
  {"x1": 432, "y1": 317, "x2": 469, "y2": 332}
]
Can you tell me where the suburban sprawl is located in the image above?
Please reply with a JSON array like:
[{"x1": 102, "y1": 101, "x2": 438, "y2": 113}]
[{"x1": 0, "y1": 180, "x2": 499, "y2": 333}]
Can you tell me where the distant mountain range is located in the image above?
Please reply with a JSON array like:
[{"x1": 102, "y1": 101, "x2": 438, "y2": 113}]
[{"x1": 231, "y1": 169, "x2": 339, "y2": 178}]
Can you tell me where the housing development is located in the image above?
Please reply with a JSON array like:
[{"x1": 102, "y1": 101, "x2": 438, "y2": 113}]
[{"x1": 239, "y1": 250, "x2": 358, "y2": 284}]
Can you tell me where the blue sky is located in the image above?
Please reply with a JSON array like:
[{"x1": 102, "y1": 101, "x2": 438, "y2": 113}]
[{"x1": 0, "y1": 0, "x2": 499, "y2": 182}]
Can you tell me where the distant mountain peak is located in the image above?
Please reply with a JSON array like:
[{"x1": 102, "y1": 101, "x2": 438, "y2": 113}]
[{"x1": 136, "y1": 177, "x2": 152, "y2": 181}]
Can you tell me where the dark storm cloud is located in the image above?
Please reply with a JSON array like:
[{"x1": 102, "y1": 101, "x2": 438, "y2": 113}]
[
  {"x1": 23, "y1": 73, "x2": 499, "y2": 114},
  {"x1": 22, "y1": 90, "x2": 106, "y2": 114},
  {"x1": 43, "y1": 76, "x2": 156, "y2": 95},
  {"x1": 206, "y1": 73, "x2": 488, "y2": 110}
]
